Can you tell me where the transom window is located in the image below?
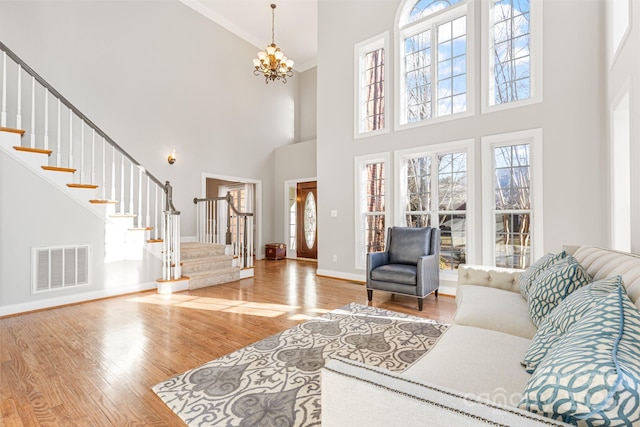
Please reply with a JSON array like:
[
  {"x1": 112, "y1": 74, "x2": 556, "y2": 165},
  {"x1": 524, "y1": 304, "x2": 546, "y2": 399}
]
[{"x1": 397, "y1": 0, "x2": 473, "y2": 127}]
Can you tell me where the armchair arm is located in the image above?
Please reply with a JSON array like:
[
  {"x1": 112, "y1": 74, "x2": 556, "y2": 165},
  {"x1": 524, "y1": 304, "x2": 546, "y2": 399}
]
[
  {"x1": 457, "y1": 264, "x2": 523, "y2": 293},
  {"x1": 416, "y1": 254, "x2": 439, "y2": 296}
]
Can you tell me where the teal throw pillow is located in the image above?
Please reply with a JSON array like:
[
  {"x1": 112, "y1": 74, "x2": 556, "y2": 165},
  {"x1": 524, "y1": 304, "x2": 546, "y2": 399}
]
[
  {"x1": 519, "y1": 283, "x2": 640, "y2": 425},
  {"x1": 522, "y1": 276, "x2": 622, "y2": 373},
  {"x1": 517, "y1": 251, "x2": 567, "y2": 299},
  {"x1": 527, "y1": 257, "x2": 591, "y2": 327}
]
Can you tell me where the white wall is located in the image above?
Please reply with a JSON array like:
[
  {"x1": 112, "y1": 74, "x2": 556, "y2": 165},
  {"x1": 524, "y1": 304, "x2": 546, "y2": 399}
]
[{"x1": 316, "y1": 0, "x2": 608, "y2": 283}]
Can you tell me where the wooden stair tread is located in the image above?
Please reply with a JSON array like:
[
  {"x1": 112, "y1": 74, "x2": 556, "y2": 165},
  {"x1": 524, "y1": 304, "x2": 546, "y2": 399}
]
[
  {"x1": 89, "y1": 199, "x2": 118, "y2": 204},
  {"x1": 13, "y1": 145, "x2": 52, "y2": 155},
  {"x1": 147, "y1": 239, "x2": 163, "y2": 243},
  {"x1": 129, "y1": 227, "x2": 153, "y2": 231},
  {"x1": 0, "y1": 127, "x2": 26, "y2": 135},
  {"x1": 67, "y1": 183, "x2": 98, "y2": 189},
  {"x1": 42, "y1": 165, "x2": 76, "y2": 173}
]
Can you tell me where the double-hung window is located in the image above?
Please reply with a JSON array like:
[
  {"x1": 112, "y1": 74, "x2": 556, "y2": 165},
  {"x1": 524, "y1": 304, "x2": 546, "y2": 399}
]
[
  {"x1": 397, "y1": 0, "x2": 474, "y2": 129},
  {"x1": 482, "y1": 129, "x2": 543, "y2": 268},
  {"x1": 396, "y1": 140, "x2": 474, "y2": 271},
  {"x1": 355, "y1": 153, "x2": 390, "y2": 269}
]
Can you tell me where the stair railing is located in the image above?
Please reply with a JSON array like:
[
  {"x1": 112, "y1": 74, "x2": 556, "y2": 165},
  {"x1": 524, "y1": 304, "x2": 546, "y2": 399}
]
[
  {"x1": 0, "y1": 41, "x2": 181, "y2": 280},
  {"x1": 194, "y1": 192, "x2": 254, "y2": 269}
]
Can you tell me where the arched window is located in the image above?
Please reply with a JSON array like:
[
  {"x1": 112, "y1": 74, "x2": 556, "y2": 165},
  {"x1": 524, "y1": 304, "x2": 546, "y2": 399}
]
[{"x1": 396, "y1": 0, "x2": 474, "y2": 128}]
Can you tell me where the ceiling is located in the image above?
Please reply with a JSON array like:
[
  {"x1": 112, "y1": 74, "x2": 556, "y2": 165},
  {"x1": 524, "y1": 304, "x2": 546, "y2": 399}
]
[{"x1": 180, "y1": 0, "x2": 318, "y2": 72}]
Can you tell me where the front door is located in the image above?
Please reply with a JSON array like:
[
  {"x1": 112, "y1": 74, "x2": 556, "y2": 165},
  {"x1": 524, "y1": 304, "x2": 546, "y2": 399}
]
[{"x1": 296, "y1": 181, "x2": 317, "y2": 259}]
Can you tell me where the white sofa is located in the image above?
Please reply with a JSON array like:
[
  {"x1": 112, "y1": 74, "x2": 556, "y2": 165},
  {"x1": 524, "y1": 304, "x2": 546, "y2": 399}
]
[{"x1": 322, "y1": 245, "x2": 640, "y2": 426}]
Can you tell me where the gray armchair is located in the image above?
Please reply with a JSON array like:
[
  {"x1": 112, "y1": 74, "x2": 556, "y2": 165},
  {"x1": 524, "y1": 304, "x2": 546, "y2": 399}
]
[{"x1": 366, "y1": 226, "x2": 440, "y2": 311}]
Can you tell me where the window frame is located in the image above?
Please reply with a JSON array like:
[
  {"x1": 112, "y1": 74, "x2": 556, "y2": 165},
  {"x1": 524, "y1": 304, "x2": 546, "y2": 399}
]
[
  {"x1": 394, "y1": 139, "x2": 475, "y2": 281},
  {"x1": 481, "y1": 128, "x2": 543, "y2": 267},
  {"x1": 354, "y1": 32, "x2": 390, "y2": 139},
  {"x1": 394, "y1": 0, "x2": 476, "y2": 132},
  {"x1": 355, "y1": 152, "x2": 391, "y2": 270},
  {"x1": 481, "y1": 0, "x2": 543, "y2": 113}
]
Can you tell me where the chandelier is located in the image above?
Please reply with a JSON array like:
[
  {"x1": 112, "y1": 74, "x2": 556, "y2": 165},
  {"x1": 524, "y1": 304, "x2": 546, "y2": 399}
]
[{"x1": 253, "y1": 4, "x2": 294, "y2": 84}]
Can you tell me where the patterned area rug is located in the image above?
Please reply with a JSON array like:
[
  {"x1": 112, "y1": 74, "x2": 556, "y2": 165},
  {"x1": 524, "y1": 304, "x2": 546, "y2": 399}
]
[{"x1": 153, "y1": 302, "x2": 449, "y2": 426}]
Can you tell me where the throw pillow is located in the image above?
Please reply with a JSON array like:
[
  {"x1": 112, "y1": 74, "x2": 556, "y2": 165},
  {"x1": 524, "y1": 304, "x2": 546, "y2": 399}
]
[
  {"x1": 517, "y1": 251, "x2": 567, "y2": 299},
  {"x1": 522, "y1": 276, "x2": 622, "y2": 373},
  {"x1": 527, "y1": 256, "x2": 591, "y2": 327},
  {"x1": 518, "y1": 284, "x2": 640, "y2": 425}
]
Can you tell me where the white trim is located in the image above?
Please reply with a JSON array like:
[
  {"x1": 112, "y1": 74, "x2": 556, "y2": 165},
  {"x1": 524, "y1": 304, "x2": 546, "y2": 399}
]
[
  {"x1": 283, "y1": 177, "x2": 317, "y2": 259},
  {"x1": 481, "y1": 0, "x2": 543, "y2": 114},
  {"x1": 610, "y1": 81, "x2": 632, "y2": 252},
  {"x1": 201, "y1": 172, "x2": 263, "y2": 259},
  {"x1": 481, "y1": 128, "x2": 543, "y2": 266},
  {"x1": 316, "y1": 268, "x2": 365, "y2": 283},
  {"x1": 608, "y1": 0, "x2": 632, "y2": 67},
  {"x1": 354, "y1": 152, "x2": 392, "y2": 270},
  {"x1": 354, "y1": 32, "x2": 390, "y2": 139},
  {"x1": 395, "y1": 0, "x2": 475, "y2": 131},
  {"x1": 0, "y1": 281, "x2": 157, "y2": 317}
]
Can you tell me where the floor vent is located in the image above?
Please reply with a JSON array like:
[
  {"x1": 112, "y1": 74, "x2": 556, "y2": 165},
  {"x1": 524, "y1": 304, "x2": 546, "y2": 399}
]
[{"x1": 33, "y1": 245, "x2": 90, "y2": 293}]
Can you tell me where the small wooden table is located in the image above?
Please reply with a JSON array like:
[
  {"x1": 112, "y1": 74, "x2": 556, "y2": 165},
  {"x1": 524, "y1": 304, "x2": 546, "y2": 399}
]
[{"x1": 265, "y1": 243, "x2": 287, "y2": 260}]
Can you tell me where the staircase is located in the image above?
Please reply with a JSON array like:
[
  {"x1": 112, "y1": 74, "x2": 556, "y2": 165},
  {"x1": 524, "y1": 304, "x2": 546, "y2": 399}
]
[{"x1": 181, "y1": 242, "x2": 240, "y2": 289}]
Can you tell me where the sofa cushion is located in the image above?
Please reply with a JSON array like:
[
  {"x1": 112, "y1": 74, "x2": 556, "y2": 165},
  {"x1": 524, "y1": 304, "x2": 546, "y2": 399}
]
[
  {"x1": 454, "y1": 285, "x2": 537, "y2": 339},
  {"x1": 522, "y1": 276, "x2": 622, "y2": 373},
  {"x1": 401, "y1": 325, "x2": 532, "y2": 406},
  {"x1": 527, "y1": 257, "x2": 591, "y2": 326},
  {"x1": 519, "y1": 284, "x2": 640, "y2": 425},
  {"x1": 388, "y1": 227, "x2": 431, "y2": 265},
  {"x1": 370, "y1": 264, "x2": 417, "y2": 286},
  {"x1": 517, "y1": 251, "x2": 567, "y2": 298}
]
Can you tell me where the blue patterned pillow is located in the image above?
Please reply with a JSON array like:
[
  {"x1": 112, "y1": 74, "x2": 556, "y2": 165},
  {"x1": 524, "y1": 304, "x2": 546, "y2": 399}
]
[
  {"x1": 519, "y1": 283, "x2": 640, "y2": 425},
  {"x1": 522, "y1": 276, "x2": 622, "y2": 373},
  {"x1": 517, "y1": 251, "x2": 567, "y2": 299},
  {"x1": 527, "y1": 256, "x2": 591, "y2": 327}
]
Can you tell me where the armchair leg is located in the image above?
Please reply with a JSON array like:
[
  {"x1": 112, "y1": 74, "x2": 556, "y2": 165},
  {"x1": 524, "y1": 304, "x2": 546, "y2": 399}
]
[
  {"x1": 435, "y1": 289, "x2": 438, "y2": 298},
  {"x1": 367, "y1": 289, "x2": 373, "y2": 302},
  {"x1": 418, "y1": 298, "x2": 424, "y2": 311}
]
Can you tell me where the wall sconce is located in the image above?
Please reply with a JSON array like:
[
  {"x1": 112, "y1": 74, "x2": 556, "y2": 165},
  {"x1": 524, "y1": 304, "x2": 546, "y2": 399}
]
[{"x1": 168, "y1": 149, "x2": 176, "y2": 165}]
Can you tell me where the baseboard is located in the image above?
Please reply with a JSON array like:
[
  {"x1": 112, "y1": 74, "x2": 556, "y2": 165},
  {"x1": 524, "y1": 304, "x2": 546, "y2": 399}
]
[
  {"x1": 0, "y1": 282, "x2": 157, "y2": 317},
  {"x1": 438, "y1": 285, "x2": 457, "y2": 296},
  {"x1": 316, "y1": 269, "x2": 366, "y2": 283}
]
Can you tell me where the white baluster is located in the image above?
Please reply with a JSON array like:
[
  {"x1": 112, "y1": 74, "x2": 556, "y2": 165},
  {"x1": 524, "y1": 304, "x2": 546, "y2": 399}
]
[
  {"x1": 129, "y1": 162, "x2": 134, "y2": 217},
  {"x1": 56, "y1": 99, "x2": 61, "y2": 166},
  {"x1": 16, "y1": 66, "x2": 21, "y2": 129},
  {"x1": 43, "y1": 91, "x2": 49, "y2": 150},
  {"x1": 1, "y1": 52, "x2": 6, "y2": 127},
  {"x1": 101, "y1": 137, "x2": 106, "y2": 200},
  {"x1": 110, "y1": 145, "x2": 116, "y2": 201},
  {"x1": 120, "y1": 155, "x2": 125, "y2": 214},
  {"x1": 91, "y1": 129, "x2": 95, "y2": 185},
  {"x1": 137, "y1": 167, "x2": 142, "y2": 228},
  {"x1": 30, "y1": 76, "x2": 35, "y2": 148},
  {"x1": 68, "y1": 111, "x2": 73, "y2": 171},
  {"x1": 80, "y1": 121, "x2": 85, "y2": 183},
  {"x1": 155, "y1": 184, "x2": 159, "y2": 240},
  {"x1": 145, "y1": 176, "x2": 150, "y2": 230}
]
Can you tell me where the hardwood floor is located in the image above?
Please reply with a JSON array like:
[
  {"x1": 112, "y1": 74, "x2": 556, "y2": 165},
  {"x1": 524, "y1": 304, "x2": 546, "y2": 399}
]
[{"x1": 0, "y1": 259, "x2": 456, "y2": 426}]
